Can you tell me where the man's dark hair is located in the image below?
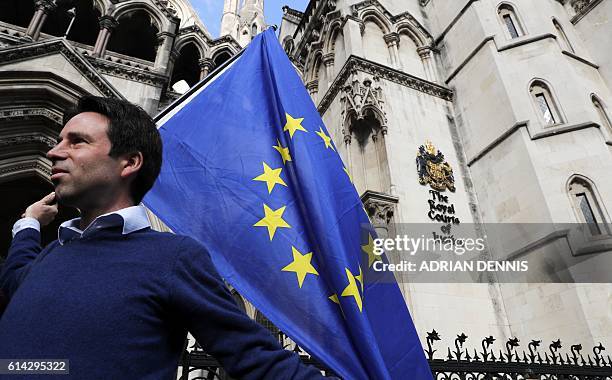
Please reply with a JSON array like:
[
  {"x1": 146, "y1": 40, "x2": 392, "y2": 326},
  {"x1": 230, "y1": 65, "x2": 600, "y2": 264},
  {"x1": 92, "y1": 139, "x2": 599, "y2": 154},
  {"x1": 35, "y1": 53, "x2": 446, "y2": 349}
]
[{"x1": 63, "y1": 96, "x2": 162, "y2": 204}]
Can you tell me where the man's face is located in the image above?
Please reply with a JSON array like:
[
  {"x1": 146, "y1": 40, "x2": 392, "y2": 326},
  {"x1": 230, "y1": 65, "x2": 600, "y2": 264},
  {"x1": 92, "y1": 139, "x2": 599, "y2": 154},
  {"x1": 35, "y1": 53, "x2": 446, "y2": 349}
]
[{"x1": 47, "y1": 112, "x2": 124, "y2": 208}]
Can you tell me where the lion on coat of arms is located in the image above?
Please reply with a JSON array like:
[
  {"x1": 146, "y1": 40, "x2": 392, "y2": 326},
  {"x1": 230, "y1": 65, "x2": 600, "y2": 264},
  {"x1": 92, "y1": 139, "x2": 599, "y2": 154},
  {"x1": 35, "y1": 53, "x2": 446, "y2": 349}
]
[{"x1": 416, "y1": 141, "x2": 456, "y2": 192}]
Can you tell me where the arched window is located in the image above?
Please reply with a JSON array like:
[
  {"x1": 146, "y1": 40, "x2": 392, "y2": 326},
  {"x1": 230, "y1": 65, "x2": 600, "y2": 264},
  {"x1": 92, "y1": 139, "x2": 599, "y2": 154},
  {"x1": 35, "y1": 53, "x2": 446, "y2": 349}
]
[
  {"x1": 251, "y1": 23, "x2": 257, "y2": 40},
  {"x1": 212, "y1": 50, "x2": 232, "y2": 69},
  {"x1": 345, "y1": 106, "x2": 390, "y2": 195},
  {"x1": 497, "y1": 4, "x2": 524, "y2": 39},
  {"x1": 397, "y1": 31, "x2": 426, "y2": 78},
  {"x1": 283, "y1": 38, "x2": 293, "y2": 54},
  {"x1": 0, "y1": 0, "x2": 35, "y2": 28},
  {"x1": 568, "y1": 177, "x2": 609, "y2": 236},
  {"x1": 107, "y1": 10, "x2": 159, "y2": 61},
  {"x1": 170, "y1": 42, "x2": 201, "y2": 91},
  {"x1": 363, "y1": 19, "x2": 391, "y2": 65},
  {"x1": 592, "y1": 95, "x2": 612, "y2": 135},
  {"x1": 529, "y1": 81, "x2": 562, "y2": 125},
  {"x1": 553, "y1": 19, "x2": 574, "y2": 53}
]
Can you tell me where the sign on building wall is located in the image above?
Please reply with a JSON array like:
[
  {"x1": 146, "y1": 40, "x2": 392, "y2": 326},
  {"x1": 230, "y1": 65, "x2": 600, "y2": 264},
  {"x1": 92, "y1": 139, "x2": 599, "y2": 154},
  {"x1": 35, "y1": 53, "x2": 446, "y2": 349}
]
[{"x1": 416, "y1": 141, "x2": 460, "y2": 225}]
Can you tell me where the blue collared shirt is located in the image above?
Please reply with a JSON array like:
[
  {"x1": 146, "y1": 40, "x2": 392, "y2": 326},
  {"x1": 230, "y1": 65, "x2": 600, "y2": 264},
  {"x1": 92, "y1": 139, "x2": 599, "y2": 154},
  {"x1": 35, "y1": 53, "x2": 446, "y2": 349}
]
[{"x1": 12, "y1": 205, "x2": 151, "y2": 245}]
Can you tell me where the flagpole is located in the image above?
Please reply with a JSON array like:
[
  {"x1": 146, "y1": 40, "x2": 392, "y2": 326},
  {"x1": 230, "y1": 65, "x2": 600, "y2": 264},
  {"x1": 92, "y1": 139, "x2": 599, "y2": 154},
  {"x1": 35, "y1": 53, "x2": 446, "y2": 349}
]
[{"x1": 154, "y1": 26, "x2": 278, "y2": 123}]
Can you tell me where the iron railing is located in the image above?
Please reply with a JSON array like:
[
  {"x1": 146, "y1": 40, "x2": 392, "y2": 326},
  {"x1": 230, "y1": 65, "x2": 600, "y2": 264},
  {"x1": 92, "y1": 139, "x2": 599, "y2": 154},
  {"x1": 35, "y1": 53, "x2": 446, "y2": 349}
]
[{"x1": 178, "y1": 331, "x2": 612, "y2": 380}]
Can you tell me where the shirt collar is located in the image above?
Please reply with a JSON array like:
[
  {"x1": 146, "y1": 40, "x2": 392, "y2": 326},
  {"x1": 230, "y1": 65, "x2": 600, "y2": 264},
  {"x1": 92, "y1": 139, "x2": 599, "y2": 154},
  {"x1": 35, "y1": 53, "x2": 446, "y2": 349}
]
[{"x1": 58, "y1": 205, "x2": 151, "y2": 245}]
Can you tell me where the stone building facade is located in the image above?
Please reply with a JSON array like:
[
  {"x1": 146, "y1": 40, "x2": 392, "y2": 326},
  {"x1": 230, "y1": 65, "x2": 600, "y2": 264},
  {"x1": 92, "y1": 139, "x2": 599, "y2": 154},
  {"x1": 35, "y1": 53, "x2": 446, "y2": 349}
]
[{"x1": 279, "y1": 0, "x2": 612, "y2": 351}]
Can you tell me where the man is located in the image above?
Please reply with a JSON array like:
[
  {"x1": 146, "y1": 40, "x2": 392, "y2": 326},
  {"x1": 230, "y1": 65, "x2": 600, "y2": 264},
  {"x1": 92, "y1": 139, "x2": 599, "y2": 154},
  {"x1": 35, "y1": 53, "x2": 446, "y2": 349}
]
[{"x1": 0, "y1": 96, "x2": 326, "y2": 379}]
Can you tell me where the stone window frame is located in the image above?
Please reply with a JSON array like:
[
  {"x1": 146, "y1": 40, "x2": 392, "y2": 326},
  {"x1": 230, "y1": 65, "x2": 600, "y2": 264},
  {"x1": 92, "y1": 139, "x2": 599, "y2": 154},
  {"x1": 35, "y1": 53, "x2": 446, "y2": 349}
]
[
  {"x1": 552, "y1": 18, "x2": 575, "y2": 54},
  {"x1": 497, "y1": 3, "x2": 526, "y2": 40},
  {"x1": 591, "y1": 93, "x2": 612, "y2": 140},
  {"x1": 528, "y1": 79, "x2": 565, "y2": 127},
  {"x1": 567, "y1": 175, "x2": 611, "y2": 238}
]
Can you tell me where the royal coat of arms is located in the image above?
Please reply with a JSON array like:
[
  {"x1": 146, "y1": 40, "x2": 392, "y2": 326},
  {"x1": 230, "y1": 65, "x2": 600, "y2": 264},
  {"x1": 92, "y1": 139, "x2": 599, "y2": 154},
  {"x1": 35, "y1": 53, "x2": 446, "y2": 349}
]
[{"x1": 416, "y1": 141, "x2": 456, "y2": 192}]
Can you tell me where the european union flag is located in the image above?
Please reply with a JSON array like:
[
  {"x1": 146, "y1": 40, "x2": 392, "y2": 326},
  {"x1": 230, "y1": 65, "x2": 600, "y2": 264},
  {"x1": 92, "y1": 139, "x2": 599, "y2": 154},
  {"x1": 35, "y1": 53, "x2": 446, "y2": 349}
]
[{"x1": 144, "y1": 29, "x2": 432, "y2": 380}]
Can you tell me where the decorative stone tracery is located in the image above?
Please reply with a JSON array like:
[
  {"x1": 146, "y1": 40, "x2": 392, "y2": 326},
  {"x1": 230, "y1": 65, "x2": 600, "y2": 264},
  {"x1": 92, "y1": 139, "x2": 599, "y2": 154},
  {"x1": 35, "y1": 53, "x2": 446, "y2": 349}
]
[
  {"x1": 340, "y1": 73, "x2": 388, "y2": 143},
  {"x1": 361, "y1": 190, "x2": 399, "y2": 238}
]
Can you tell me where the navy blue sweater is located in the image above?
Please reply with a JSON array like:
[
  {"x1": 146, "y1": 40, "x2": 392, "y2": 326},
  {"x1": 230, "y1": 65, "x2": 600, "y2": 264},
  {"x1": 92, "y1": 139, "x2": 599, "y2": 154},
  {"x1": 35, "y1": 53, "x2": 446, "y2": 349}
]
[{"x1": 0, "y1": 227, "x2": 324, "y2": 379}]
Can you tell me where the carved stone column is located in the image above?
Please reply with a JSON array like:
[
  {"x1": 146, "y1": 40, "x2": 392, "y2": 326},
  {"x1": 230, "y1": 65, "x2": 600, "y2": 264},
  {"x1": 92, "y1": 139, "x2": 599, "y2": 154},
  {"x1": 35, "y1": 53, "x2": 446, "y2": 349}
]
[
  {"x1": 322, "y1": 53, "x2": 334, "y2": 84},
  {"x1": 361, "y1": 190, "x2": 399, "y2": 239},
  {"x1": 154, "y1": 31, "x2": 177, "y2": 72},
  {"x1": 198, "y1": 58, "x2": 215, "y2": 80},
  {"x1": 26, "y1": 0, "x2": 57, "y2": 41},
  {"x1": 383, "y1": 32, "x2": 400, "y2": 67},
  {"x1": 166, "y1": 49, "x2": 180, "y2": 83},
  {"x1": 417, "y1": 46, "x2": 438, "y2": 83},
  {"x1": 306, "y1": 80, "x2": 319, "y2": 98},
  {"x1": 92, "y1": 16, "x2": 119, "y2": 58}
]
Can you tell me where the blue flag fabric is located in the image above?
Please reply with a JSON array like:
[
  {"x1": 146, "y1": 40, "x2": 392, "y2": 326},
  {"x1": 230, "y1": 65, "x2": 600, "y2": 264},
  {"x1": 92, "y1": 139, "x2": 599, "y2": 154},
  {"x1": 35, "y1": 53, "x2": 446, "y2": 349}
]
[{"x1": 144, "y1": 29, "x2": 432, "y2": 380}]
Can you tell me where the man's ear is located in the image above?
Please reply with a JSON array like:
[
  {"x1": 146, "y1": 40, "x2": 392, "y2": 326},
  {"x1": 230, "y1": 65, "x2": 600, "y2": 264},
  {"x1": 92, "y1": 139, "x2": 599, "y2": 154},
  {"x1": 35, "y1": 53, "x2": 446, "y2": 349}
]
[{"x1": 120, "y1": 151, "x2": 144, "y2": 179}]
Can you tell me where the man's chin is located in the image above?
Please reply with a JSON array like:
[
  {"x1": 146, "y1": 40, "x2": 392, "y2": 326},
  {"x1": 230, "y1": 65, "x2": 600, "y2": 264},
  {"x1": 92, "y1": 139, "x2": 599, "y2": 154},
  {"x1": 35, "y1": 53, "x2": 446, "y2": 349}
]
[{"x1": 53, "y1": 188, "x2": 73, "y2": 207}]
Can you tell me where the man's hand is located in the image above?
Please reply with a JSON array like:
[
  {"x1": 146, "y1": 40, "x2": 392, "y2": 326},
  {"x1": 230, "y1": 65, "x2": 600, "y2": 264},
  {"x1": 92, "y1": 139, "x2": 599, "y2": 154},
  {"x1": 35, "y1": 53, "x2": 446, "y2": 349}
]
[{"x1": 22, "y1": 192, "x2": 58, "y2": 226}]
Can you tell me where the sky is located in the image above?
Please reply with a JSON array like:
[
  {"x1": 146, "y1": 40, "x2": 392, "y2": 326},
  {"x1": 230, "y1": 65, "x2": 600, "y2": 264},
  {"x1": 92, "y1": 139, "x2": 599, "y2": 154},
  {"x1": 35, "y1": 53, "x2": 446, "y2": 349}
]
[{"x1": 190, "y1": 0, "x2": 310, "y2": 38}]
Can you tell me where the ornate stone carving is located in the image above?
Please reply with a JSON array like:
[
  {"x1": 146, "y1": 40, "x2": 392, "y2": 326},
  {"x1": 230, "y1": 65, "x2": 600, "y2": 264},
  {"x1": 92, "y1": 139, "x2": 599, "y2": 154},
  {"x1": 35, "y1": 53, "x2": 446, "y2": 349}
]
[
  {"x1": 0, "y1": 107, "x2": 63, "y2": 125},
  {"x1": 208, "y1": 35, "x2": 242, "y2": 51},
  {"x1": 383, "y1": 32, "x2": 400, "y2": 47},
  {"x1": 417, "y1": 46, "x2": 433, "y2": 59},
  {"x1": 89, "y1": 58, "x2": 167, "y2": 86},
  {"x1": 0, "y1": 40, "x2": 123, "y2": 98},
  {"x1": 0, "y1": 160, "x2": 51, "y2": 179},
  {"x1": 571, "y1": 0, "x2": 594, "y2": 13},
  {"x1": 322, "y1": 53, "x2": 334, "y2": 67},
  {"x1": 35, "y1": 0, "x2": 57, "y2": 13},
  {"x1": 340, "y1": 74, "x2": 388, "y2": 138},
  {"x1": 0, "y1": 134, "x2": 57, "y2": 149},
  {"x1": 282, "y1": 6, "x2": 304, "y2": 23},
  {"x1": 152, "y1": 0, "x2": 180, "y2": 21},
  {"x1": 361, "y1": 190, "x2": 399, "y2": 229},
  {"x1": 98, "y1": 15, "x2": 119, "y2": 31},
  {"x1": 318, "y1": 55, "x2": 453, "y2": 115},
  {"x1": 306, "y1": 80, "x2": 319, "y2": 95},
  {"x1": 198, "y1": 58, "x2": 214, "y2": 70}
]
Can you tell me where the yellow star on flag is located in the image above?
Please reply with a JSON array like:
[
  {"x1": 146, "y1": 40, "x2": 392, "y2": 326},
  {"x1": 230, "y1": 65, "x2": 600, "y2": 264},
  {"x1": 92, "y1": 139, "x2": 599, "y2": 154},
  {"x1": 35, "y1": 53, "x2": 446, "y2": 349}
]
[
  {"x1": 273, "y1": 139, "x2": 292, "y2": 164},
  {"x1": 362, "y1": 233, "x2": 382, "y2": 268},
  {"x1": 282, "y1": 246, "x2": 319, "y2": 288},
  {"x1": 341, "y1": 267, "x2": 363, "y2": 312},
  {"x1": 315, "y1": 127, "x2": 335, "y2": 151},
  {"x1": 343, "y1": 167, "x2": 353, "y2": 183},
  {"x1": 329, "y1": 293, "x2": 340, "y2": 304},
  {"x1": 355, "y1": 266, "x2": 364, "y2": 293},
  {"x1": 253, "y1": 204, "x2": 291, "y2": 240},
  {"x1": 253, "y1": 162, "x2": 287, "y2": 194},
  {"x1": 283, "y1": 113, "x2": 307, "y2": 138}
]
